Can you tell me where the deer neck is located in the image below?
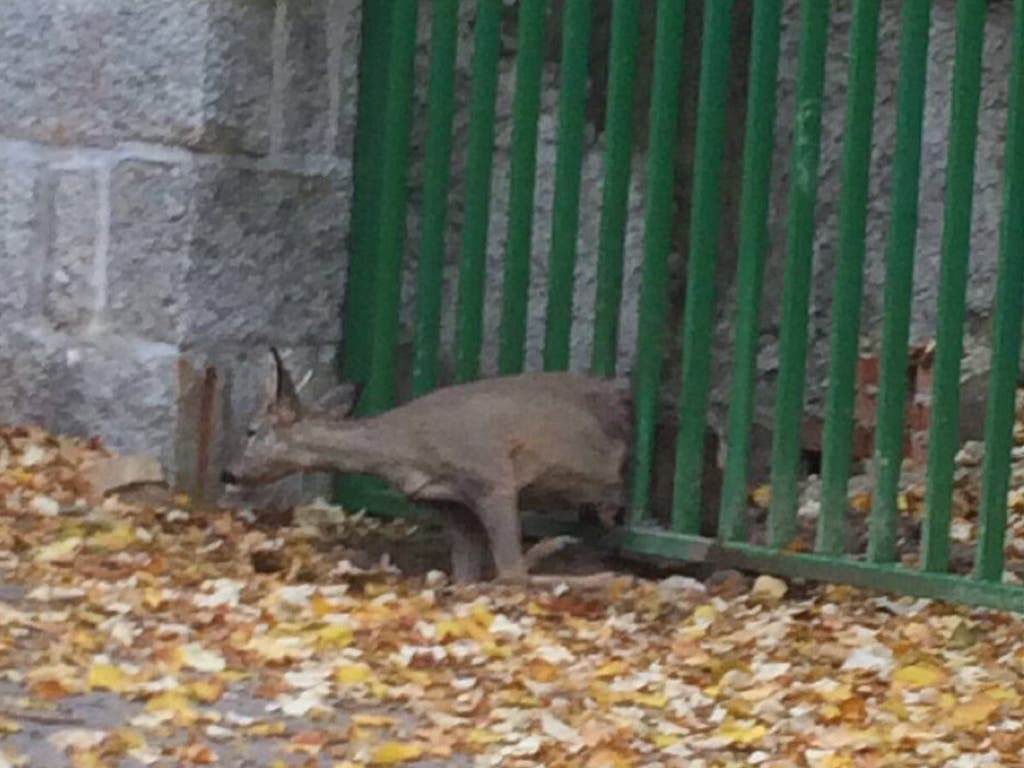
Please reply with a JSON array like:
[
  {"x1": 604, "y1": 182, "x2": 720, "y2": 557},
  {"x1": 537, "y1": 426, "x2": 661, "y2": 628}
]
[{"x1": 284, "y1": 416, "x2": 421, "y2": 481}]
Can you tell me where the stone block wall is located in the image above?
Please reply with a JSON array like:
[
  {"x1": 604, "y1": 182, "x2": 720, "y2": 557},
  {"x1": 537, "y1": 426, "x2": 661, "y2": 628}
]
[{"x1": 0, "y1": 0, "x2": 361, "y2": 500}]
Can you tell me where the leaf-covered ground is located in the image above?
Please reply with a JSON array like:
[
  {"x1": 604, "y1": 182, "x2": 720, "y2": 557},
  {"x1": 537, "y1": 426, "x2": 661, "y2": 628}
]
[{"x1": 3, "y1": 426, "x2": 1024, "y2": 767}]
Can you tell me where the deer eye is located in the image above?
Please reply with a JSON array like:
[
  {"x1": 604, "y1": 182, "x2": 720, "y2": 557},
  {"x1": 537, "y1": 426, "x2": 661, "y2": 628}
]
[{"x1": 246, "y1": 428, "x2": 257, "y2": 438}]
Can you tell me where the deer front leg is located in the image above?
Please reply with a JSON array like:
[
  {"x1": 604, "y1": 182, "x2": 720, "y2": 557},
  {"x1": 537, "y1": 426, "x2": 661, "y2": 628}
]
[
  {"x1": 475, "y1": 490, "x2": 527, "y2": 584},
  {"x1": 437, "y1": 505, "x2": 488, "y2": 583}
]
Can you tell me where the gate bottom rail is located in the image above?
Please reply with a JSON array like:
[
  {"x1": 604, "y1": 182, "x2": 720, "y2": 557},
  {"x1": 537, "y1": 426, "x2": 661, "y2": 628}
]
[{"x1": 623, "y1": 529, "x2": 1024, "y2": 613}]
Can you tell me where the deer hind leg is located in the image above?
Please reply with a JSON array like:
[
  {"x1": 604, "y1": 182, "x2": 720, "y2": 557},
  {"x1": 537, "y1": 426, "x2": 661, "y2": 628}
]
[
  {"x1": 475, "y1": 490, "x2": 527, "y2": 584},
  {"x1": 437, "y1": 505, "x2": 489, "y2": 583}
]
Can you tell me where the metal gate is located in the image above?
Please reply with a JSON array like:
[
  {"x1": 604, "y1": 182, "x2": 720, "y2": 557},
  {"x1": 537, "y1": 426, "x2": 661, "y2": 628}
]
[{"x1": 338, "y1": 0, "x2": 1024, "y2": 612}]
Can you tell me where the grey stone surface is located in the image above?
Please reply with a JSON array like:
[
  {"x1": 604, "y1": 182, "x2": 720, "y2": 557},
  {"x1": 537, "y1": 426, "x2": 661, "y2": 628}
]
[
  {"x1": 277, "y1": 0, "x2": 362, "y2": 158},
  {"x1": 202, "y1": 1, "x2": 276, "y2": 154},
  {"x1": 0, "y1": 324, "x2": 179, "y2": 467},
  {"x1": 107, "y1": 160, "x2": 349, "y2": 347},
  {"x1": 0, "y1": 1, "x2": 276, "y2": 153},
  {"x1": 56, "y1": 332, "x2": 180, "y2": 469},
  {"x1": 107, "y1": 160, "x2": 194, "y2": 343},
  {"x1": 186, "y1": 164, "x2": 349, "y2": 346},
  {"x1": 0, "y1": 323, "x2": 63, "y2": 429},
  {"x1": 44, "y1": 170, "x2": 99, "y2": 331},
  {"x1": 0, "y1": 0, "x2": 358, "y2": 491},
  {"x1": 0, "y1": 158, "x2": 45, "y2": 322}
]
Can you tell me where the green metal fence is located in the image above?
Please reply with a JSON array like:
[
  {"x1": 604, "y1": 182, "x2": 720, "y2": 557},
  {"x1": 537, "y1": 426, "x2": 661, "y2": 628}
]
[{"x1": 339, "y1": 0, "x2": 1024, "y2": 612}]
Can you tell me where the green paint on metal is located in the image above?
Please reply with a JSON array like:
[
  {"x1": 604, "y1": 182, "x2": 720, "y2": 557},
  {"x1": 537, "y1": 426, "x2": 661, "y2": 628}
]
[
  {"x1": 544, "y1": 0, "x2": 592, "y2": 372},
  {"x1": 975, "y1": 0, "x2": 1024, "y2": 583},
  {"x1": 590, "y1": 0, "x2": 640, "y2": 378},
  {"x1": 818, "y1": 0, "x2": 881, "y2": 555},
  {"x1": 719, "y1": 0, "x2": 783, "y2": 542},
  {"x1": 922, "y1": 0, "x2": 987, "y2": 574},
  {"x1": 672, "y1": 0, "x2": 734, "y2": 534},
  {"x1": 334, "y1": 3, "x2": 393, "y2": 507},
  {"x1": 767, "y1": 0, "x2": 830, "y2": 548},
  {"x1": 455, "y1": 1, "x2": 502, "y2": 383},
  {"x1": 628, "y1": 0, "x2": 687, "y2": 524},
  {"x1": 498, "y1": 0, "x2": 548, "y2": 376},
  {"x1": 362, "y1": 0, "x2": 419, "y2": 414},
  {"x1": 412, "y1": 0, "x2": 459, "y2": 397},
  {"x1": 868, "y1": 0, "x2": 932, "y2": 564},
  {"x1": 343, "y1": 1, "x2": 393, "y2": 387},
  {"x1": 622, "y1": 530, "x2": 1024, "y2": 614}
]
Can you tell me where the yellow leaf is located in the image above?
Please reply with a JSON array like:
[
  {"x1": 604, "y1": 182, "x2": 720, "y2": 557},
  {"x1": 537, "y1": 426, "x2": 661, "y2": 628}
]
[
  {"x1": 369, "y1": 741, "x2": 424, "y2": 764},
  {"x1": 750, "y1": 485, "x2": 771, "y2": 508},
  {"x1": 310, "y1": 594, "x2": 337, "y2": 617},
  {"x1": 593, "y1": 660, "x2": 630, "y2": 678},
  {"x1": 173, "y1": 493, "x2": 191, "y2": 506},
  {"x1": 848, "y1": 492, "x2": 872, "y2": 514},
  {"x1": 314, "y1": 623, "x2": 353, "y2": 647},
  {"x1": 751, "y1": 575, "x2": 788, "y2": 600},
  {"x1": 715, "y1": 721, "x2": 767, "y2": 745},
  {"x1": 468, "y1": 601, "x2": 494, "y2": 628},
  {"x1": 247, "y1": 721, "x2": 287, "y2": 736},
  {"x1": 892, "y1": 663, "x2": 946, "y2": 688},
  {"x1": 631, "y1": 693, "x2": 668, "y2": 708},
  {"x1": 464, "y1": 729, "x2": 503, "y2": 745},
  {"x1": 351, "y1": 714, "x2": 396, "y2": 728},
  {"x1": 86, "y1": 663, "x2": 130, "y2": 693},
  {"x1": 584, "y1": 747, "x2": 634, "y2": 768},
  {"x1": 145, "y1": 691, "x2": 198, "y2": 726},
  {"x1": 88, "y1": 524, "x2": 136, "y2": 551},
  {"x1": 35, "y1": 537, "x2": 83, "y2": 564},
  {"x1": 334, "y1": 664, "x2": 373, "y2": 685},
  {"x1": 947, "y1": 695, "x2": 1000, "y2": 728},
  {"x1": 186, "y1": 679, "x2": 225, "y2": 703},
  {"x1": 108, "y1": 727, "x2": 146, "y2": 751},
  {"x1": 433, "y1": 619, "x2": 462, "y2": 642},
  {"x1": 651, "y1": 732, "x2": 681, "y2": 748},
  {"x1": 692, "y1": 604, "x2": 717, "y2": 624}
]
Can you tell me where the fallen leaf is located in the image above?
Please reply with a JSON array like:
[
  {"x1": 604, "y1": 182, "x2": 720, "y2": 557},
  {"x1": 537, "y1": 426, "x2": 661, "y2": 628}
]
[
  {"x1": 751, "y1": 575, "x2": 788, "y2": 600},
  {"x1": 368, "y1": 741, "x2": 424, "y2": 764},
  {"x1": 892, "y1": 662, "x2": 946, "y2": 688}
]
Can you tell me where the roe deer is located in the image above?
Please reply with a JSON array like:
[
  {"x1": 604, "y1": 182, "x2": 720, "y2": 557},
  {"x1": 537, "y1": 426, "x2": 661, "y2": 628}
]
[{"x1": 222, "y1": 350, "x2": 632, "y2": 584}]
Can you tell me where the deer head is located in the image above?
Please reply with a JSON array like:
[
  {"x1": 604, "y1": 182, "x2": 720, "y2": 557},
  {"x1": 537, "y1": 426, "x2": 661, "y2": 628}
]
[{"x1": 221, "y1": 349, "x2": 363, "y2": 487}]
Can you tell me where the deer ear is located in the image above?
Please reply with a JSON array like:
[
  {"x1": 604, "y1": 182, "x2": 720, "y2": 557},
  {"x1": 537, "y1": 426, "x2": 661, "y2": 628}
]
[
  {"x1": 314, "y1": 381, "x2": 363, "y2": 417},
  {"x1": 268, "y1": 348, "x2": 302, "y2": 422}
]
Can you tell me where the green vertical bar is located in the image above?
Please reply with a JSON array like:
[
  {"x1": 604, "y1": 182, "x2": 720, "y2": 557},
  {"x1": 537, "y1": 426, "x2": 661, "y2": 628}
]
[
  {"x1": 455, "y1": 0, "x2": 502, "y2": 383},
  {"x1": 498, "y1": 0, "x2": 547, "y2": 376},
  {"x1": 975, "y1": 0, "x2": 1024, "y2": 583},
  {"x1": 817, "y1": 0, "x2": 881, "y2": 555},
  {"x1": 543, "y1": 0, "x2": 592, "y2": 371},
  {"x1": 362, "y1": 0, "x2": 419, "y2": 414},
  {"x1": 921, "y1": 0, "x2": 986, "y2": 573},
  {"x1": 671, "y1": 0, "x2": 735, "y2": 534},
  {"x1": 590, "y1": 0, "x2": 640, "y2": 378},
  {"x1": 767, "y1": 0, "x2": 830, "y2": 548},
  {"x1": 343, "y1": 2, "x2": 393, "y2": 385},
  {"x1": 868, "y1": 0, "x2": 932, "y2": 564},
  {"x1": 412, "y1": 0, "x2": 459, "y2": 397},
  {"x1": 589, "y1": 0, "x2": 634, "y2": 378},
  {"x1": 629, "y1": 0, "x2": 687, "y2": 524},
  {"x1": 719, "y1": 0, "x2": 784, "y2": 542}
]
